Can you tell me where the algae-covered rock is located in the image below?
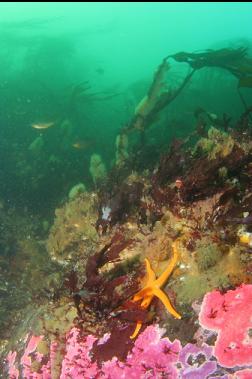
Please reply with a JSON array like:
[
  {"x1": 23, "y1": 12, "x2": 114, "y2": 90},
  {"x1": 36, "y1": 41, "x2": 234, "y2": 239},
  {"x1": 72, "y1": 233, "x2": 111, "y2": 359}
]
[
  {"x1": 47, "y1": 192, "x2": 99, "y2": 266},
  {"x1": 194, "y1": 126, "x2": 234, "y2": 160},
  {"x1": 68, "y1": 182, "x2": 86, "y2": 200},
  {"x1": 195, "y1": 240, "x2": 222, "y2": 272},
  {"x1": 89, "y1": 153, "x2": 107, "y2": 186},
  {"x1": 115, "y1": 133, "x2": 129, "y2": 166},
  {"x1": 28, "y1": 135, "x2": 44, "y2": 153}
]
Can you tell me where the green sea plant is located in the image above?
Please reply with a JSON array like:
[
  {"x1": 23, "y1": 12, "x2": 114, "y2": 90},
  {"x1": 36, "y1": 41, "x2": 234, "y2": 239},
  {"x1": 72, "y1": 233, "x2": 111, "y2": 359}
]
[
  {"x1": 169, "y1": 47, "x2": 252, "y2": 88},
  {"x1": 124, "y1": 46, "x2": 252, "y2": 138},
  {"x1": 125, "y1": 59, "x2": 195, "y2": 133}
]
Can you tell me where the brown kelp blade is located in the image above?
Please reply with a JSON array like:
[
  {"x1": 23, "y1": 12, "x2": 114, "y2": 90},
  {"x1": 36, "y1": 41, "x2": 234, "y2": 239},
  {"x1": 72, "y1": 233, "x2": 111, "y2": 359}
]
[
  {"x1": 168, "y1": 47, "x2": 247, "y2": 70},
  {"x1": 238, "y1": 76, "x2": 252, "y2": 88}
]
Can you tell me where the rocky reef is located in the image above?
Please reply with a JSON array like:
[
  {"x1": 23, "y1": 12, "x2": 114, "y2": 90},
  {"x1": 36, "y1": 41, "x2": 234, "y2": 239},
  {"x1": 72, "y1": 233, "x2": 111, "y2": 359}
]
[
  {"x1": 2, "y1": 47, "x2": 252, "y2": 378},
  {"x1": 3, "y1": 118, "x2": 252, "y2": 378}
]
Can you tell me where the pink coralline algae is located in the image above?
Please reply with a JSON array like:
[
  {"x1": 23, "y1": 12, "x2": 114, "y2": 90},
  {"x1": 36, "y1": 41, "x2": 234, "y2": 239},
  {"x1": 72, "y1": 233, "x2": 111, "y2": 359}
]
[
  {"x1": 60, "y1": 328, "x2": 98, "y2": 379},
  {"x1": 102, "y1": 325, "x2": 181, "y2": 379},
  {"x1": 6, "y1": 351, "x2": 19, "y2": 379},
  {"x1": 6, "y1": 325, "x2": 181, "y2": 379},
  {"x1": 199, "y1": 284, "x2": 252, "y2": 368},
  {"x1": 7, "y1": 334, "x2": 52, "y2": 379},
  {"x1": 179, "y1": 343, "x2": 217, "y2": 379}
]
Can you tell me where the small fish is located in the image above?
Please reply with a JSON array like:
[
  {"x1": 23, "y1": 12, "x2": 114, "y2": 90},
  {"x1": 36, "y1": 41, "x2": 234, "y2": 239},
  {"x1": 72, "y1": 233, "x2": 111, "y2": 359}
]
[
  {"x1": 31, "y1": 121, "x2": 55, "y2": 130},
  {"x1": 96, "y1": 68, "x2": 105, "y2": 75},
  {"x1": 72, "y1": 140, "x2": 93, "y2": 150}
]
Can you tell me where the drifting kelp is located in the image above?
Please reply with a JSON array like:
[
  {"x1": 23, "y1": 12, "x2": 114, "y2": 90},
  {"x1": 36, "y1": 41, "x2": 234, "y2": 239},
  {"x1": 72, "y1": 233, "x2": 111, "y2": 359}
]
[
  {"x1": 169, "y1": 46, "x2": 252, "y2": 88},
  {"x1": 122, "y1": 46, "x2": 252, "y2": 147},
  {"x1": 125, "y1": 58, "x2": 195, "y2": 133},
  {"x1": 169, "y1": 47, "x2": 247, "y2": 70}
]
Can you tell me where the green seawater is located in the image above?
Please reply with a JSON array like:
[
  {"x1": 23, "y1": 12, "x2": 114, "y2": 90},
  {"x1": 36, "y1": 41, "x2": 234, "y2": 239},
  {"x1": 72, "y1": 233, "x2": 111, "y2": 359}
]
[{"x1": 0, "y1": 2, "x2": 251, "y2": 214}]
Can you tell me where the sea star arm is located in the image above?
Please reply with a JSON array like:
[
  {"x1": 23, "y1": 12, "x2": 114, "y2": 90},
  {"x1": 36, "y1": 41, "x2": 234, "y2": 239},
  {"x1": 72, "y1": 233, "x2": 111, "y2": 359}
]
[
  {"x1": 152, "y1": 287, "x2": 181, "y2": 319},
  {"x1": 155, "y1": 241, "x2": 178, "y2": 287},
  {"x1": 145, "y1": 258, "x2": 156, "y2": 284},
  {"x1": 130, "y1": 293, "x2": 153, "y2": 339},
  {"x1": 129, "y1": 240, "x2": 181, "y2": 339},
  {"x1": 130, "y1": 321, "x2": 143, "y2": 339}
]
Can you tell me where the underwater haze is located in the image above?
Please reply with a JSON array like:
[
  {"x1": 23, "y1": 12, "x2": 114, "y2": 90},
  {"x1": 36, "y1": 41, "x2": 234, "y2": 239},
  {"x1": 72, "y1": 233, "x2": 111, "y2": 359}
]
[
  {"x1": 2, "y1": 3, "x2": 252, "y2": 378},
  {"x1": 0, "y1": 2, "x2": 252, "y2": 212}
]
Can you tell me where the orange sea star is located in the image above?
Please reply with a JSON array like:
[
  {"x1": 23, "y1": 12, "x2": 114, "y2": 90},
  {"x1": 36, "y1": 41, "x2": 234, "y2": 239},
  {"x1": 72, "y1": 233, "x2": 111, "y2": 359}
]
[{"x1": 130, "y1": 240, "x2": 181, "y2": 339}]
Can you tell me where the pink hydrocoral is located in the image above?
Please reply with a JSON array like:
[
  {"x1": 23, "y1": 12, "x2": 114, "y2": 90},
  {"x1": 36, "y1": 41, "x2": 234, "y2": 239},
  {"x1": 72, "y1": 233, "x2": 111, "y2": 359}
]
[
  {"x1": 60, "y1": 328, "x2": 98, "y2": 379},
  {"x1": 6, "y1": 325, "x2": 181, "y2": 379},
  {"x1": 60, "y1": 325, "x2": 181, "y2": 379},
  {"x1": 20, "y1": 335, "x2": 44, "y2": 375},
  {"x1": 7, "y1": 334, "x2": 52, "y2": 379},
  {"x1": 6, "y1": 351, "x2": 19, "y2": 379},
  {"x1": 102, "y1": 325, "x2": 181, "y2": 379},
  {"x1": 199, "y1": 284, "x2": 252, "y2": 368}
]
